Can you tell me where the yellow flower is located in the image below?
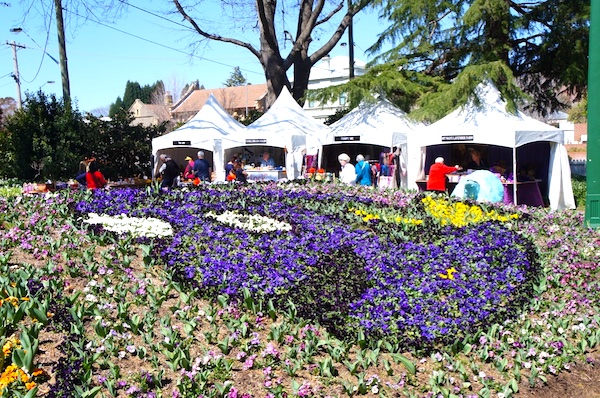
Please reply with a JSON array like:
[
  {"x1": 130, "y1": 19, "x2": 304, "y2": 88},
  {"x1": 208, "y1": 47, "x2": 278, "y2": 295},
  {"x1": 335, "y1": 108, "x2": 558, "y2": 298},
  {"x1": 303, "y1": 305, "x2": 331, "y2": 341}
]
[
  {"x1": 25, "y1": 381, "x2": 36, "y2": 390},
  {"x1": 439, "y1": 267, "x2": 458, "y2": 280}
]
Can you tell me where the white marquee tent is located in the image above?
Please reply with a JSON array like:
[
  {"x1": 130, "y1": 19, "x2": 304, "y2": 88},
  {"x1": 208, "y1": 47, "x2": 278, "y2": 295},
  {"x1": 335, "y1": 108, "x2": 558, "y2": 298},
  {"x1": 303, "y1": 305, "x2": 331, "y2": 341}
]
[
  {"x1": 151, "y1": 94, "x2": 247, "y2": 180},
  {"x1": 327, "y1": 98, "x2": 422, "y2": 187},
  {"x1": 407, "y1": 82, "x2": 575, "y2": 210},
  {"x1": 226, "y1": 86, "x2": 330, "y2": 179}
]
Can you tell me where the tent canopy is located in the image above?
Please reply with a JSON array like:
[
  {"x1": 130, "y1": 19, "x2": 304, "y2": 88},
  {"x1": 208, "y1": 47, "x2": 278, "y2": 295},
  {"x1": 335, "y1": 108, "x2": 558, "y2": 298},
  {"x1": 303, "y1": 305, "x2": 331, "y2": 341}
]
[
  {"x1": 407, "y1": 82, "x2": 574, "y2": 210},
  {"x1": 414, "y1": 83, "x2": 565, "y2": 148},
  {"x1": 228, "y1": 86, "x2": 330, "y2": 178},
  {"x1": 328, "y1": 98, "x2": 419, "y2": 147},
  {"x1": 323, "y1": 98, "x2": 421, "y2": 187},
  {"x1": 151, "y1": 94, "x2": 247, "y2": 178}
]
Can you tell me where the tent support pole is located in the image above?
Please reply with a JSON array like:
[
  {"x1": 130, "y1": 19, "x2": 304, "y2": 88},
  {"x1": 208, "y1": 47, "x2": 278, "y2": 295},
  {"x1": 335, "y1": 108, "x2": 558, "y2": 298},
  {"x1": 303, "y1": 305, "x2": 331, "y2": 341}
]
[{"x1": 513, "y1": 147, "x2": 518, "y2": 206}]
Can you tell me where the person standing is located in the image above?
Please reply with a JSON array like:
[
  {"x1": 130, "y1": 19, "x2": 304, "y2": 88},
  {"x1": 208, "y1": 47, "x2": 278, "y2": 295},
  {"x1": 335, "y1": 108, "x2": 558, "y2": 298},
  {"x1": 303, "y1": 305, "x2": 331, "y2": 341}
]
[
  {"x1": 157, "y1": 154, "x2": 180, "y2": 189},
  {"x1": 427, "y1": 157, "x2": 462, "y2": 192},
  {"x1": 225, "y1": 155, "x2": 237, "y2": 180},
  {"x1": 86, "y1": 160, "x2": 107, "y2": 190},
  {"x1": 338, "y1": 153, "x2": 356, "y2": 185},
  {"x1": 183, "y1": 156, "x2": 195, "y2": 180},
  {"x1": 466, "y1": 147, "x2": 490, "y2": 170},
  {"x1": 193, "y1": 151, "x2": 212, "y2": 182},
  {"x1": 76, "y1": 156, "x2": 90, "y2": 186},
  {"x1": 355, "y1": 154, "x2": 372, "y2": 186}
]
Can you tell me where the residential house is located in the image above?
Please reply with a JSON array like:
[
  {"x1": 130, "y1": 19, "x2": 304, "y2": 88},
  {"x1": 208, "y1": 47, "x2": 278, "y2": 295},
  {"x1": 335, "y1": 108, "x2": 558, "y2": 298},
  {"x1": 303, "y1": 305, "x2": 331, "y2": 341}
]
[
  {"x1": 170, "y1": 83, "x2": 268, "y2": 124},
  {"x1": 129, "y1": 98, "x2": 171, "y2": 127}
]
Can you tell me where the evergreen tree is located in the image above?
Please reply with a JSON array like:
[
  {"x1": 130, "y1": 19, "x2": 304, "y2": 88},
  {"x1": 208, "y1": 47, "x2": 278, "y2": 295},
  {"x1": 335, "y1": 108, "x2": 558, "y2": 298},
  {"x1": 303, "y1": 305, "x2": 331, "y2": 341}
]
[
  {"x1": 109, "y1": 96, "x2": 125, "y2": 116},
  {"x1": 224, "y1": 67, "x2": 247, "y2": 87},
  {"x1": 368, "y1": 0, "x2": 589, "y2": 117},
  {"x1": 0, "y1": 91, "x2": 93, "y2": 181},
  {"x1": 310, "y1": 0, "x2": 589, "y2": 121}
]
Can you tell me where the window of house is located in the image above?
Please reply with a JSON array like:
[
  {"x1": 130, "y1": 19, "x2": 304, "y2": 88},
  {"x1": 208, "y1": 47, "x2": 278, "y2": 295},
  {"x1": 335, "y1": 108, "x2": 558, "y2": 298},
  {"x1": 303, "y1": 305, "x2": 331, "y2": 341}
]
[
  {"x1": 308, "y1": 99, "x2": 316, "y2": 108},
  {"x1": 340, "y1": 93, "x2": 347, "y2": 106}
]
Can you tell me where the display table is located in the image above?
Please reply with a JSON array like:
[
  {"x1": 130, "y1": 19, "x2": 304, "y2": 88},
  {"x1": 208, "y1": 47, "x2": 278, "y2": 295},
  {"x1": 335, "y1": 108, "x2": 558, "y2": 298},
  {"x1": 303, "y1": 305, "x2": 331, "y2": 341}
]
[
  {"x1": 416, "y1": 179, "x2": 459, "y2": 193},
  {"x1": 246, "y1": 169, "x2": 287, "y2": 182},
  {"x1": 502, "y1": 180, "x2": 544, "y2": 207}
]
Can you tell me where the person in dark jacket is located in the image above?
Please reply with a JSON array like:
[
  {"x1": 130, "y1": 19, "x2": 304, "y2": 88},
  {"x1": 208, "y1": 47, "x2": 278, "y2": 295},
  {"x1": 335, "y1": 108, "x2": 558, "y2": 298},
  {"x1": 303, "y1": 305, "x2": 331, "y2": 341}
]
[
  {"x1": 193, "y1": 151, "x2": 212, "y2": 182},
  {"x1": 157, "y1": 154, "x2": 179, "y2": 189}
]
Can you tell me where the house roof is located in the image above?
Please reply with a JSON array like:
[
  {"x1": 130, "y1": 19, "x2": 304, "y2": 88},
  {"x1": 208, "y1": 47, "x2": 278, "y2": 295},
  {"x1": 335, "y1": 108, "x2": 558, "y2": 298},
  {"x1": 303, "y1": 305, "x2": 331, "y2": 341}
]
[
  {"x1": 129, "y1": 99, "x2": 168, "y2": 117},
  {"x1": 171, "y1": 84, "x2": 268, "y2": 114}
]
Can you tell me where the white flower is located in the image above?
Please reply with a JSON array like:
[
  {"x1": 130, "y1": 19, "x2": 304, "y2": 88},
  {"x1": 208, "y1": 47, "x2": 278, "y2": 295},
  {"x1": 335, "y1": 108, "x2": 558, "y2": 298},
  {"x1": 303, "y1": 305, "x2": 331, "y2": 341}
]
[
  {"x1": 205, "y1": 211, "x2": 292, "y2": 233},
  {"x1": 85, "y1": 294, "x2": 98, "y2": 303},
  {"x1": 84, "y1": 213, "x2": 173, "y2": 238}
]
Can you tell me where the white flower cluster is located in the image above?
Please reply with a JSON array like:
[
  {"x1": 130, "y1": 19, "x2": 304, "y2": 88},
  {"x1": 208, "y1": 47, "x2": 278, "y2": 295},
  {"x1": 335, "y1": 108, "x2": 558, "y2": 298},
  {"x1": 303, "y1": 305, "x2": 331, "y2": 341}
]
[
  {"x1": 205, "y1": 211, "x2": 292, "y2": 233},
  {"x1": 84, "y1": 213, "x2": 173, "y2": 238}
]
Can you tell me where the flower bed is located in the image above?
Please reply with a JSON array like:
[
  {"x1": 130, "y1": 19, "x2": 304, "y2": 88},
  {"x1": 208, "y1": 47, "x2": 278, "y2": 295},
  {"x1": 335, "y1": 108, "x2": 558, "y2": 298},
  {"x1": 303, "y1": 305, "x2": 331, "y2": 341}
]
[
  {"x1": 0, "y1": 183, "x2": 598, "y2": 397},
  {"x1": 74, "y1": 185, "x2": 538, "y2": 348}
]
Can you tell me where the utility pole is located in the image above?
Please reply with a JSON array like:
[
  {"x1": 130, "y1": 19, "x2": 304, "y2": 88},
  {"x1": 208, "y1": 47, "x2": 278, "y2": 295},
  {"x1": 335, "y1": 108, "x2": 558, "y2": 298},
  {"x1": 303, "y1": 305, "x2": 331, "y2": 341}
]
[
  {"x1": 54, "y1": 0, "x2": 71, "y2": 107},
  {"x1": 586, "y1": 0, "x2": 599, "y2": 228},
  {"x1": 7, "y1": 41, "x2": 25, "y2": 109},
  {"x1": 348, "y1": 0, "x2": 355, "y2": 80}
]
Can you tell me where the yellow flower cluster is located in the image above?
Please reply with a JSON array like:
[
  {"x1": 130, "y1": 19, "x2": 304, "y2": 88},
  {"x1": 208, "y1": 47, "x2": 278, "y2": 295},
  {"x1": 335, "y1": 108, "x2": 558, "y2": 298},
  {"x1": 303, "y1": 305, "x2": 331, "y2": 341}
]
[
  {"x1": 352, "y1": 209, "x2": 381, "y2": 222},
  {"x1": 2, "y1": 338, "x2": 19, "y2": 358},
  {"x1": 350, "y1": 208, "x2": 423, "y2": 226},
  {"x1": 0, "y1": 364, "x2": 37, "y2": 393},
  {"x1": 421, "y1": 196, "x2": 519, "y2": 227},
  {"x1": 0, "y1": 294, "x2": 29, "y2": 308}
]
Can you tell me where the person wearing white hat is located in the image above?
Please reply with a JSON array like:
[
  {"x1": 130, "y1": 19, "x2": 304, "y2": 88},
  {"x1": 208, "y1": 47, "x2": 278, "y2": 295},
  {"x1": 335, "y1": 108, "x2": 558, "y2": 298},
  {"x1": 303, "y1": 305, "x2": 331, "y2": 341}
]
[
  {"x1": 337, "y1": 153, "x2": 356, "y2": 185},
  {"x1": 426, "y1": 157, "x2": 462, "y2": 192}
]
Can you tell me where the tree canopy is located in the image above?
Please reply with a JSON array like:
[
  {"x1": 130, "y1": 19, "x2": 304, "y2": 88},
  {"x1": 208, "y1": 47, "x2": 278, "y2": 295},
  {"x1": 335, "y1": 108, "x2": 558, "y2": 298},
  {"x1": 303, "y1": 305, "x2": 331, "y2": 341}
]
[
  {"x1": 0, "y1": 91, "x2": 165, "y2": 181},
  {"x1": 308, "y1": 0, "x2": 590, "y2": 121},
  {"x1": 109, "y1": 80, "x2": 165, "y2": 116}
]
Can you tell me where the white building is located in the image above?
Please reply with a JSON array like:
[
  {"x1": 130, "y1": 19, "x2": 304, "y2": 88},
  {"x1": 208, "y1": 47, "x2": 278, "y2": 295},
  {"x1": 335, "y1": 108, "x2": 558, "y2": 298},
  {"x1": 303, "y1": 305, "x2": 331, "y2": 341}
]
[
  {"x1": 303, "y1": 55, "x2": 366, "y2": 121},
  {"x1": 546, "y1": 111, "x2": 575, "y2": 144}
]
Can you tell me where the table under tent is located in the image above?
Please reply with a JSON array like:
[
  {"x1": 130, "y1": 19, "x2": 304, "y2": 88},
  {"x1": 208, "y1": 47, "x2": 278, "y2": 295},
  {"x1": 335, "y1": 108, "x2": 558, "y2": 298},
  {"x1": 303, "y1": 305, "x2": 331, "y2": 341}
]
[
  {"x1": 323, "y1": 98, "x2": 421, "y2": 188},
  {"x1": 151, "y1": 94, "x2": 246, "y2": 181},
  {"x1": 222, "y1": 86, "x2": 330, "y2": 180},
  {"x1": 406, "y1": 82, "x2": 575, "y2": 210}
]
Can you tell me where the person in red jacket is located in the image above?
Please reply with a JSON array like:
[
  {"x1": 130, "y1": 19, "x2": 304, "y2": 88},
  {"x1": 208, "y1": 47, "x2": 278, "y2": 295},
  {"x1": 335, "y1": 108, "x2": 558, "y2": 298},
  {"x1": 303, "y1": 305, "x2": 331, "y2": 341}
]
[
  {"x1": 426, "y1": 157, "x2": 462, "y2": 192},
  {"x1": 86, "y1": 160, "x2": 107, "y2": 190}
]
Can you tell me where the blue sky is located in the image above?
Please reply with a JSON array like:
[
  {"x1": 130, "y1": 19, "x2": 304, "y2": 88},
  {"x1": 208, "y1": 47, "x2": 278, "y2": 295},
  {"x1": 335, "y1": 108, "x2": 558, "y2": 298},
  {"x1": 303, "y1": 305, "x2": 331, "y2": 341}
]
[{"x1": 1, "y1": 1, "x2": 382, "y2": 114}]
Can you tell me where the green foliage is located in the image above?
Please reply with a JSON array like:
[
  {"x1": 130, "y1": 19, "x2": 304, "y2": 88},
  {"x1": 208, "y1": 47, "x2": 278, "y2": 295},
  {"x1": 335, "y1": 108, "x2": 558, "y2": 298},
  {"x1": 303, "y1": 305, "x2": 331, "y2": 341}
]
[
  {"x1": 410, "y1": 62, "x2": 528, "y2": 123},
  {"x1": 237, "y1": 110, "x2": 264, "y2": 126},
  {"x1": 364, "y1": 0, "x2": 589, "y2": 116},
  {"x1": 223, "y1": 67, "x2": 247, "y2": 87},
  {"x1": 324, "y1": 108, "x2": 350, "y2": 126},
  {"x1": 0, "y1": 91, "x2": 92, "y2": 181},
  {"x1": 571, "y1": 175, "x2": 586, "y2": 210},
  {"x1": 306, "y1": 60, "x2": 440, "y2": 116},
  {"x1": 0, "y1": 92, "x2": 165, "y2": 181},
  {"x1": 109, "y1": 80, "x2": 164, "y2": 116},
  {"x1": 568, "y1": 97, "x2": 587, "y2": 123},
  {"x1": 86, "y1": 109, "x2": 166, "y2": 180}
]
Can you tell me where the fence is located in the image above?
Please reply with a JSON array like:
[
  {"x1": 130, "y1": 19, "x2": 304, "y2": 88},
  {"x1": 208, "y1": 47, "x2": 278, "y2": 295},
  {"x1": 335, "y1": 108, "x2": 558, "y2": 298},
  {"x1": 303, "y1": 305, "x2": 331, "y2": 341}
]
[{"x1": 570, "y1": 159, "x2": 586, "y2": 176}]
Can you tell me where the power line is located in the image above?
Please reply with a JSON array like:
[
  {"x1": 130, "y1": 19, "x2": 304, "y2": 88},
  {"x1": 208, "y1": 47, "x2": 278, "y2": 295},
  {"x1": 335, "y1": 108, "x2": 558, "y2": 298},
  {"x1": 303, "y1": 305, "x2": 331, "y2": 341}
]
[{"x1": 63, "y1": 6, "x2": 264, "y2": 77}]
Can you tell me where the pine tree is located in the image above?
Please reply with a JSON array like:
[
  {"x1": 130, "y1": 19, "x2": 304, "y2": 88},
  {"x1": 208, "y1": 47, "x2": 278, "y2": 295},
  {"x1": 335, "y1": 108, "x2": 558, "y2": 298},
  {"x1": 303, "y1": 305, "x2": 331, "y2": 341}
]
[{"x1": 224, "y1": 67, "x2": 247, "y2": 87}]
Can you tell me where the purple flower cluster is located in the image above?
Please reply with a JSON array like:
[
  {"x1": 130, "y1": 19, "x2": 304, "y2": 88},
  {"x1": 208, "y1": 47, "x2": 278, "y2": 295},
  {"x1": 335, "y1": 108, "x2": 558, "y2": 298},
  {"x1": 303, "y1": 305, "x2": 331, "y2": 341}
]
[{"x1": 75, "y1": 186, "x2": 539, "y2": 347}]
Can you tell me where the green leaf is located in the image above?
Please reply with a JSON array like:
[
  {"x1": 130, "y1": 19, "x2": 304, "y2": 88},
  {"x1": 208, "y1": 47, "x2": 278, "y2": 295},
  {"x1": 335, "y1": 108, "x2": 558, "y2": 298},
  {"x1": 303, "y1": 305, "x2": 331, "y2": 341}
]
[{"x1": 389, "y1": 353, "x2": 416, "y2": 375}]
